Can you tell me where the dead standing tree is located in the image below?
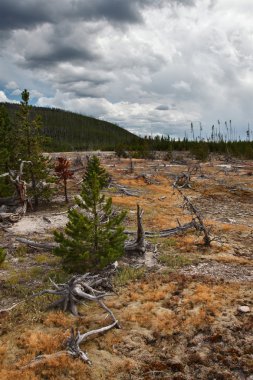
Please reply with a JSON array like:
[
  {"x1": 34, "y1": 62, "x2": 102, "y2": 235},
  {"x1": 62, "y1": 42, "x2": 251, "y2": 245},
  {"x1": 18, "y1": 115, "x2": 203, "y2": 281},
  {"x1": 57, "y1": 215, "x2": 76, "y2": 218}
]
[
  {"x1": 0, "y1": 160, "x2": 31, "y2": 224},
  {"x1": 54, "y1": 157, "x2": 74, "y2": 203},
  {"x1": 124, "y1": 204, "x2": 145, "y2": 255}
]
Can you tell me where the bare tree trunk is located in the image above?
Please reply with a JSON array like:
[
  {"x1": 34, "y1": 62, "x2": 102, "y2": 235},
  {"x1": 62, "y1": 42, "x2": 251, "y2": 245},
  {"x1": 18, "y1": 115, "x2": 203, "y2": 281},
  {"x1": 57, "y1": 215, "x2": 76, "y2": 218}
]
[
  {"x1": 0, "y1": 161, "x2": 31, "y2": 224},
  {"x1": 124, "y1": 204, "x2": 145, "y2": 254}
]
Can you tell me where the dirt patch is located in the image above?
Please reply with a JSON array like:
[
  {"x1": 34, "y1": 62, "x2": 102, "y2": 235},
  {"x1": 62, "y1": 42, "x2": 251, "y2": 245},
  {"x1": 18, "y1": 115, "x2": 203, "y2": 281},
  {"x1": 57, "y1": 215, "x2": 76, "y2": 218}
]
[
  {"x1": 8, "y1": 212, "x2": 68, "y2": 235},
  {"x1": 180, "y1": 261, "x2": 253, "y2": 282}
]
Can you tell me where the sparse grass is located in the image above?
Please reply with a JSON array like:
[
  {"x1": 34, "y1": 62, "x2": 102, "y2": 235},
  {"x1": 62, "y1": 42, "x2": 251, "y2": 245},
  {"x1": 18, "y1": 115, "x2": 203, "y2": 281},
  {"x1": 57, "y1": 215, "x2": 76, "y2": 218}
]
[
  {"x1": 158, "y1": 252, "x2": 195, "y2": 268},
  {"x1": 34, "y1": 253, "x2": 59, "y2": 265},
  {"x1": 14, "y1": 245, "x2": 28, "y2": 257},
  {"x1": 114, "y1": 266, "x2": 146, "y2": 287},
  {"x1": 161, "y1": 237, "x2": 177, "y2": 248},
  {"x1": 0, "y1": 247, "x2": 7, "y2": 266}
]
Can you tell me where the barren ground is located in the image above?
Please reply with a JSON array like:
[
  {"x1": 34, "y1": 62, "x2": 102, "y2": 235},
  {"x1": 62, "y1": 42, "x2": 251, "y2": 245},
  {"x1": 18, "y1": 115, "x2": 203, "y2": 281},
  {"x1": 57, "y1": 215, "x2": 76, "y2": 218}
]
[{"x1": 0, "y1": 153, "x2": 252, "y2": 380}]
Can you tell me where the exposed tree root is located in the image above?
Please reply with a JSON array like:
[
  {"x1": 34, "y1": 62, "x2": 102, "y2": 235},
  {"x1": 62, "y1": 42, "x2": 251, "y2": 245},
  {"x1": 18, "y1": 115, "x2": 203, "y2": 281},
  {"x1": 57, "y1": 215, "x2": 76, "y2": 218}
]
[{"x1": 19, "y1": 272, "x2": 119, "y2": 366}]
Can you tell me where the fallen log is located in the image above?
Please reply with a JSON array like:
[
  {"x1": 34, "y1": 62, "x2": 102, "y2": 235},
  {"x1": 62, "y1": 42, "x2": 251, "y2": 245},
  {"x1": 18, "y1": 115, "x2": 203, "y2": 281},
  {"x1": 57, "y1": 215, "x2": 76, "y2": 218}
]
[
  {"x1": 15, "y1": 237, "x2": 57, "y2": 250},
  {"x1": 144, "y1": 220, "x2": 199, "y2": 237}
]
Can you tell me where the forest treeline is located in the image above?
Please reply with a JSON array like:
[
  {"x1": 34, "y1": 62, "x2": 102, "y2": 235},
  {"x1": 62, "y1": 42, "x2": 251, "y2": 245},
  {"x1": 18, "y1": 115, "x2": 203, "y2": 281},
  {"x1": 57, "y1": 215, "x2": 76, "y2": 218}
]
[
  {"x1": 1, "y1": 101, "x2": 253, "y2": 159},
  {"x1": 0, "y1": 102, "x2": 140, "y2": 151},
  {"x1": 125, "y1": 136, "x2": 253, "y2": 160}
]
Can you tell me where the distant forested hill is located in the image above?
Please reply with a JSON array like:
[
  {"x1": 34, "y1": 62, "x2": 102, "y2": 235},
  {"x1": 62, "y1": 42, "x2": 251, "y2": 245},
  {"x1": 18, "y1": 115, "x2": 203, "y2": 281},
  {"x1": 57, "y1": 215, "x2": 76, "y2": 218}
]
[{"x1": 1, "y1": 102, "x2": 140, "y2": 151}]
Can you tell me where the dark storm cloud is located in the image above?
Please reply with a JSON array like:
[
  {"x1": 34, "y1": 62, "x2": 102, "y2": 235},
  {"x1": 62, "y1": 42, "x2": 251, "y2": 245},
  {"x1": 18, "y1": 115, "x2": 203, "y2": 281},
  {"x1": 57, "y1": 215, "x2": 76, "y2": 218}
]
[
  {"x1": 0, "y1": 0, "x2": 55, "y2": 30},
  {"x1": 0, "y1": 0, "x2": 196, "y2": 31},
  {"x1": 0, "y1": 0, "x2": 143, "y2": 31}
]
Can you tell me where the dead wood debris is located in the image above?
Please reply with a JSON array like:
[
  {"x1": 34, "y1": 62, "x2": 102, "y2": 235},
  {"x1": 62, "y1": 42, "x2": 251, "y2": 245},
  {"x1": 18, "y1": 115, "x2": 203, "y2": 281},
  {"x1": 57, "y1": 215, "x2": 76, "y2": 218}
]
[
  {"x1": 174, "y1": 186, "x2": 212, "y2": 246},
  {"x1": 110, "y1": 182, "x2": 140, "y2": 197},
  {"x1": 16, "y1": 271, "x2": 120, "y2": 366},
  {"x1": 137, "y1": 173, "x2": 160, "y2": 185},
  {"x1": 173, "y1": 172, "x2": 191, "y2": 189}
]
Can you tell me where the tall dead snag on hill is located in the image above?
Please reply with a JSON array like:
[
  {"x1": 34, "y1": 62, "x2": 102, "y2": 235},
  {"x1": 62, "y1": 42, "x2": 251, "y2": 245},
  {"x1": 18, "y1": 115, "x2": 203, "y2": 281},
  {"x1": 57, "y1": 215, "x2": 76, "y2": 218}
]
[{"x1": 0, "y1": 160, "x2": 31, "y2": 224}]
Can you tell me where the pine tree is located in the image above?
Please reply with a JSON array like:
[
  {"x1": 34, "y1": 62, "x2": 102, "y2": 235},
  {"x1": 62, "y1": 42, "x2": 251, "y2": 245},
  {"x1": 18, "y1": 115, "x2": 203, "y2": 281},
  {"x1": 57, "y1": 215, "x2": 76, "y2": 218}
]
[
  {"x1": 0, "y1": 105, "x2": 16, "y2": 170},
  {"x1": 54, "y1": 156, "x2": 126, "y2": 273},
  {"x1": 0, "y1": 105, "x2": 18, "y2": 196},
  {"x1": 17, "y1": 89, "x2": 53, "y2": 208}
]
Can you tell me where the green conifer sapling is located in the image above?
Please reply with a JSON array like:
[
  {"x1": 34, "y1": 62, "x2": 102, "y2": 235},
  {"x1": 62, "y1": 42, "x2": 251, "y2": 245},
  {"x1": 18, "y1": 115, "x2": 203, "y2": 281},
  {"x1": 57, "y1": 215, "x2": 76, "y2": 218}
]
[{"x1": 54, "y1": 156, "x2": 126, "y2": 272}]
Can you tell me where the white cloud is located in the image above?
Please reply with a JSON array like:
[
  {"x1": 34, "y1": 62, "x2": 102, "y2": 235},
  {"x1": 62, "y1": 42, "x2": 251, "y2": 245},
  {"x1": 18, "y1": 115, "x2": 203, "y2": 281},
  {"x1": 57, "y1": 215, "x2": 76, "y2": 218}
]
[
  {"x1": 0, "y1": 90, "x2": 17, "y2": 103},
  {"x1": 5, "y1": 81, "x2": 18, "y2": 90},
  {"x1": 11, "y1": 88, "x2": 21, "y2": 96},
  {"x1": 172, "y1": 81, "x2": 191, "y2": 92}
]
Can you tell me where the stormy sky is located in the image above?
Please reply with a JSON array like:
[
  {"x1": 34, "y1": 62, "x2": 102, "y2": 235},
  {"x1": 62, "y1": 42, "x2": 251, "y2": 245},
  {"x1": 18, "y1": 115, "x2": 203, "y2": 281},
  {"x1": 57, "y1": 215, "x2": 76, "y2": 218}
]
[{"x1": 0, "y1": 0, "x2": 253, "y2": 139}]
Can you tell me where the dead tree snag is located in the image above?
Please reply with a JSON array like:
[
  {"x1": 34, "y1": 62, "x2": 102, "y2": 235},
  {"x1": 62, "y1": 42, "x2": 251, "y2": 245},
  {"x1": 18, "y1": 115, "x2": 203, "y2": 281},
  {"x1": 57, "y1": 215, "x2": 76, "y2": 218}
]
[
  {"x1": 0, "y1": 160, "x2": 31, "y2": 224},
  {"x1": 124, "y1": 204, "x2": 145, "y2": 255}
]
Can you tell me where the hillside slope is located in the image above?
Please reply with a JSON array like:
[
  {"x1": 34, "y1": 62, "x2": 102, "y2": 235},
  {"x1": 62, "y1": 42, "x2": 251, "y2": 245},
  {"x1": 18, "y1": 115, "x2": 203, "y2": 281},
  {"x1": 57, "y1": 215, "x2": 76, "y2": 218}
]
[{"x1": 1, "y1": 102, "x2": 140, "y2": 151}]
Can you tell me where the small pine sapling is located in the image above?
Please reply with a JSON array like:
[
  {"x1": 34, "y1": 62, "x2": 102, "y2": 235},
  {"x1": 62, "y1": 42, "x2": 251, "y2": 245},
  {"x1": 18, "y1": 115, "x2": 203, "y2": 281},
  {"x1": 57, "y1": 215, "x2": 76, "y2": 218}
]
[{"x1": 54, "y1": 156, "x2": 126, "y2": 272}]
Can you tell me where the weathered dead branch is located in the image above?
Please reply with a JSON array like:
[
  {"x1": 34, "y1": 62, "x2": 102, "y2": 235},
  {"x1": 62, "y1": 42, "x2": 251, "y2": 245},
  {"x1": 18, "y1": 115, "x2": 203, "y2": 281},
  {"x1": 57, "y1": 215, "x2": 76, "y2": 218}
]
[
  {"x1": 137, "y1": 174, "x2": 160, "y2": 185},
  {"x1": 0, "y1": 301, "x2": 25, "y2": 315},
  {"x1": 174, "y1": 186, "x2": 212, "y2": 246},
  {"x1": 173, "y1": 172, "x2": 191, "y2": 189},
  {"x1": 144, "y1": 220, "x2": 200, "y2": 238},
  {"x1": 32, "y1": 272, "x2": 116, "y2": 316},
  {"x1": 15, "y1": 237, "x2": 57, "y2": 250},
  {"x1": 110, "y1": 182, "x2": 140, "y2": 197},
  {"x1": 22, "y1": 272, "x2": 120, "y2": 365}
]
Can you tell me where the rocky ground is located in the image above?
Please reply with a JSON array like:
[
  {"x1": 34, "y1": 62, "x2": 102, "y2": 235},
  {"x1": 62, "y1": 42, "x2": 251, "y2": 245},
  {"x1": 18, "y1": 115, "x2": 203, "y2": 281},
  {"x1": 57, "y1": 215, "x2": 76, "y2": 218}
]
[{"x1": 0, "y1": 154, "x2": 252, "y2": 379}]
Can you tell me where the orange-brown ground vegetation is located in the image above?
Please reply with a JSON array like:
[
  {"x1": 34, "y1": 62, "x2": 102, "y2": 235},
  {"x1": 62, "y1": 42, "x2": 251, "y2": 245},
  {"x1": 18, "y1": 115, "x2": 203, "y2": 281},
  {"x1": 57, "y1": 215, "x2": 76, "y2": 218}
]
[{"x1": 0, "y1": 153, "x2": 252, "y2": 379}]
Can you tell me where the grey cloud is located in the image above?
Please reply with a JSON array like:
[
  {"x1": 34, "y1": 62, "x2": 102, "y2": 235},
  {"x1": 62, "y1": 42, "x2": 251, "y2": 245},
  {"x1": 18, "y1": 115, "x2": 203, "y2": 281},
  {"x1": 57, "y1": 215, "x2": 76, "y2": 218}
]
[
  {"x1": 24, "y1": 45, "x2": 96, "y2": 68},
  {"x1": 156, "y1": 104, "x2": 177, "y2": 111},
  {"x1": 0, "y1": 0, "x2": 143, "y2": 31},
  {"x1": 0, "y1": 0, "x2": 195, "y2": 31},
  {"x1": 156, "y1": 105, "x2": 170, "y2": 110},
  {"x1": 0, "y1": 0, "x2": 56, "y2": 30}
]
